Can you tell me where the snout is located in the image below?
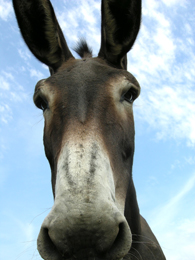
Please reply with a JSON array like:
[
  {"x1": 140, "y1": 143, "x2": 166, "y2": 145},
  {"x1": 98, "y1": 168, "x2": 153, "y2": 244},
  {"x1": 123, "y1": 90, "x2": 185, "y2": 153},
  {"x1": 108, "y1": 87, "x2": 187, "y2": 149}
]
[
  {"x1": 37, "y1": 141, "x2": 132, "y2": 260},
  {"x1": 37, "y1": 201, "x2": 131, "y2": 260}
]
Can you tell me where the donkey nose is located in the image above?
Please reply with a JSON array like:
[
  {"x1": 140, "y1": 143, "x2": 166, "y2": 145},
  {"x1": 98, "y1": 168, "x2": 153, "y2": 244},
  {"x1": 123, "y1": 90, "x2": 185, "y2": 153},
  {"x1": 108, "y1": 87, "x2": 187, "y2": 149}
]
[{"x1": 37, "y1": 204, "x2": 132, "y2": 260}]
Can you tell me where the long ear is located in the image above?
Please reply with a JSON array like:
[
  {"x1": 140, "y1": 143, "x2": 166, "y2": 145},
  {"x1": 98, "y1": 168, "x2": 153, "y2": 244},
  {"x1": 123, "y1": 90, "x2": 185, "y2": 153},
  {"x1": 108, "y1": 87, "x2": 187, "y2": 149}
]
[
  {"x1": 13, "y1": 0, "x2": 74, "y2": 73},
  {"x1": 98, "y1": 0, "x2": 141, "y2": 70}
]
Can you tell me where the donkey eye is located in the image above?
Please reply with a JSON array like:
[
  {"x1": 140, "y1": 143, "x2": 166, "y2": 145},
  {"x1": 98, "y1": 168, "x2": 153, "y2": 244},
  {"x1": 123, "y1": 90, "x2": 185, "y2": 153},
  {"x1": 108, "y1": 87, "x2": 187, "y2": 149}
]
[
  {"x1": 34, "y1": 96, "x2": 48, "y2": 112},
  {"x1": 122, "y1": 89, "x2": 138, "y2": 103}
]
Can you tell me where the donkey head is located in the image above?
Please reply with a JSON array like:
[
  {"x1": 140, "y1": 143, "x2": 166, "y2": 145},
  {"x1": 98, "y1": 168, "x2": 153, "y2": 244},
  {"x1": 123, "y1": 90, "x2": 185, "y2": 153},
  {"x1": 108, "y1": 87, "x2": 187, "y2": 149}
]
[{"x1": 13, "y1": 1, "x2": 142, "y2": 259}]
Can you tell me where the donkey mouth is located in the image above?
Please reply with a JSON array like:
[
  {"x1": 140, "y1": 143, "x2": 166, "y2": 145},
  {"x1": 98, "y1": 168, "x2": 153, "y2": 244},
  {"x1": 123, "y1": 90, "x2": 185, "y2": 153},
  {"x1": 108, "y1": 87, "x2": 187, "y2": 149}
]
[{"x1": 61, "y1": 249, "x2": 124, "y2": 260}]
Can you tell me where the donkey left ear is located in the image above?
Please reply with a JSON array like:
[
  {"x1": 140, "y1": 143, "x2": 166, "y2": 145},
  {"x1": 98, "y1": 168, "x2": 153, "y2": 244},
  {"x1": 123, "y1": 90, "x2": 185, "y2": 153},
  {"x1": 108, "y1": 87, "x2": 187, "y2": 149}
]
[
  {"x1": 98, "y1": 0, "x2": 141, "y2": 70},
  {"x1": 13, "y1": 0, "x2": 74, "y2": 73}
]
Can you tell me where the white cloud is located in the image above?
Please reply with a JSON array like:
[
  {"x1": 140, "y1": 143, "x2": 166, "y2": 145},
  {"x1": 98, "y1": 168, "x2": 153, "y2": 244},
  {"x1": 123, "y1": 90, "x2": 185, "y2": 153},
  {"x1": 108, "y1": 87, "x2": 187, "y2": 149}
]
[
  {"x1": 151, "y1": 173, "x2": 195, "y2": 226},
  {"x1": 185, "y1": 156, "x2": 195, "y2": 165},
  {"x1": 129, "y1": 1, "x2": 195, "y2": 146},
  {"x1": 1, "y1": 1, "x2": 194, "y2": 260},
  {"x1": 0, "y1": 72, "x2": 29, "y2": 124},
  {"x1": 0, "y1": 0, "x2": 12, "y2": 21},
  {"x1": 160, "y1": 219, "x2": 195, "y2": 260},
  {"x1": 0, "y1": 104, "x2": 12, "y2": 124},
  {"x1": 161, "y1": 0, "x2": 186, "y2": 7},
  {"x1": 30, "y1": 68, "x2": 44, "y2": 79},
  {"x1": 2, "y1": 71, "x2": 14, "y2": 81},
  {"x1": 156, "y1": 218, "x2": 195, "y2": 260},
  {"x1": 0, "y1": 73, "x2": 13, "y2": 123},
  {"x1": 143, "y1": 0, "x2": 159, "y2": 14},
  {"x1": 0, "y1": 75, "x2": 10, "y2": 90},
  {"x1": 135, "y1": 86, "x2": 195, "y2": 146},
  {"x1": 178, "y1": 219, "x2": 195, "y2": 234},
  {"x1": 57, "y1": 0, "x2": 101, "y2": 56},
  {"x1": 165, "y1": 173, "x2": 195, "y2": 212},
  {"x1": 149, "y1": 173, "x2": 195, "y2": 259},
  {"x1": 79, "y1": 1, "x2": 99, "y2": 25},
  {"x1": 0, "y1": 211, "x2": 38, "y2": 260},
  {"x1": 18, "y1": 48, "x2": 31, "y2": 61}
]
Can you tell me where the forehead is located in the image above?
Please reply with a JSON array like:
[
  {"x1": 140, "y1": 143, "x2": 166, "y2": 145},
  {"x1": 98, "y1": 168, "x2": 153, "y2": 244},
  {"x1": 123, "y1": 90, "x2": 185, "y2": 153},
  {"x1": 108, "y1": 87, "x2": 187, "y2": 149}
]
[{"x1": 35, "y1": 58, "x2": 140, "y2": 93}]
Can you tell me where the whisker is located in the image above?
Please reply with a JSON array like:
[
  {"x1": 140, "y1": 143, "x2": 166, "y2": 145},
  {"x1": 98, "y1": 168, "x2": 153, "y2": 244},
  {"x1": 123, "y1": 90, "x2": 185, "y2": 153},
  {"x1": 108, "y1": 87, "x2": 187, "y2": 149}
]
[
  {"x1": 29, "y1": 208, "x2": 52, "y2": 225},
  {"x1": 142, "y1": 242, "x2": 156, "y2": 260},
  {"x1": 130, "y1": 246, "x2": 143, "y2": 260},
  {"x1": 126, "y1": 252, "x2": 140, "y2": 260},
  {"x1": 20, "y1": 239, "x2": 37, "y2": 244},
  {"x1": 31, "y1": 116, "x2": 44, "y2": 127},
  {"x1": 132, "y1": 234, "x2": 160, "y2": 260},
  {"x1": 15, "y1": 243, "x2": 35, "y2": 260},
  {"x1": 30, "y1": 248, "x2": 39, "y2": 260},
  {"x1": 132, "y1": 233, "x2": 161, "y2": 248}
]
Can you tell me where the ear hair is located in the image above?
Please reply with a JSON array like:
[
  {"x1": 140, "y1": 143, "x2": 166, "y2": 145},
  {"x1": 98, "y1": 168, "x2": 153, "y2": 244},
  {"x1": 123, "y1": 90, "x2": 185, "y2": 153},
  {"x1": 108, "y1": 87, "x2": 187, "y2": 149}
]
[{"x1": 73, "y1": 39, "x2": 93, "y2": 58}]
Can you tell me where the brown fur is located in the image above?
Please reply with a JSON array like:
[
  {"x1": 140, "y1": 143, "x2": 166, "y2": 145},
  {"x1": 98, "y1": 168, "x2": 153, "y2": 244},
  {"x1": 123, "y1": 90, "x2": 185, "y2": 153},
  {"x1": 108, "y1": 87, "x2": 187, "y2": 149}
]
[{"x1": 13, "y1": 0, "x2": 166, "y2": 259}]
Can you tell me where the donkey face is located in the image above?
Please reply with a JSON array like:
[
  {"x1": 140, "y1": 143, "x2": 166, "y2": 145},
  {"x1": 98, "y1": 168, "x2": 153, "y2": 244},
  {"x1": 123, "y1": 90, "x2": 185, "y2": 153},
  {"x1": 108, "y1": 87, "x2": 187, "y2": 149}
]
[
  {"x1": 33, "y1": 57, "x2": 140, "y2": 195},
  {"x1": 13, "y1": 1, "x2": 167, "y2": 260},
  {"x1": 33, "y1": 57, "x2": 140, "y2": 259}
]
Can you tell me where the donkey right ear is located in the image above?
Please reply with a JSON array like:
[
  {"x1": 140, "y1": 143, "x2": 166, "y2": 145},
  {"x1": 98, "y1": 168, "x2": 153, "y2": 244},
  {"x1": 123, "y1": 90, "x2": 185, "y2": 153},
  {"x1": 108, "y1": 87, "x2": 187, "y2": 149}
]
[
  {"x1": 98, "y1": 0, "x2": 141, "y2": 70},
  {"x1": 13, "y1": 0, "x2": 74, "y2": 73}
]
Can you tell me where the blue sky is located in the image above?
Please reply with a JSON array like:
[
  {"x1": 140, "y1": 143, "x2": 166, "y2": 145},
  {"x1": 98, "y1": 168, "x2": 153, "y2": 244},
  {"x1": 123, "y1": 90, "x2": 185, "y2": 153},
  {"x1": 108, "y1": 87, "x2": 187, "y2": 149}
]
[{"x1": 0, "y1": 0, "x2": 195, "y2": 259}]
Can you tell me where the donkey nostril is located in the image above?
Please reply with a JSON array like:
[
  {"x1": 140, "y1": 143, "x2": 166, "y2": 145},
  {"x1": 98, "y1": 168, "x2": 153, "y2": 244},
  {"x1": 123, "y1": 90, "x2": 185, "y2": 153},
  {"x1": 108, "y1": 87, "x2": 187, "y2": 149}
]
[
  {"x1": 113, "y1": 223, "x2": 127, "y2": 248},
  {"x1": 37, "y1": 227, "x2": 67, "y2": 260},
  {"x1": 106, "y1": 221, "x2": 132, "y2": 259},
  {"x1": 38, "y1": 228, "x2": 55, "y2": 254},
  {"x1": 38, "y1": 211, "x2": 131, "y2": 260}
]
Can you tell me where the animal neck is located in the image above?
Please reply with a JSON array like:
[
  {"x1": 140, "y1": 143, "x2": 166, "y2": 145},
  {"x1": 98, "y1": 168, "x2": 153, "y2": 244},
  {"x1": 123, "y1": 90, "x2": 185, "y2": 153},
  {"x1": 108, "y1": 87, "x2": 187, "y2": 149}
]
[{"x1": 124, "y1": 178, "x2": 141, "y2": 237}]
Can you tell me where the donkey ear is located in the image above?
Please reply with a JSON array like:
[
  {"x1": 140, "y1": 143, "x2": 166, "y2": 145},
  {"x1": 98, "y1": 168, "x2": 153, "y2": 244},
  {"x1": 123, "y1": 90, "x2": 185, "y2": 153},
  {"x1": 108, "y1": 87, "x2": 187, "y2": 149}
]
[
  {"x1": 98, "y1": 0, "x2": 141, "y2": 70},
  {"x1": 13, "y1": 0, "x2": 74, "y2": 73}
]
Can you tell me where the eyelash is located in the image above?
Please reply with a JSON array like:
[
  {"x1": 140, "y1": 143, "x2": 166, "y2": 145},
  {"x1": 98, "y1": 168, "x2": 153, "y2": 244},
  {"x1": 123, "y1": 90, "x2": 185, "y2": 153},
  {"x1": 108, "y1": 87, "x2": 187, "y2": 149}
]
[
  {"x1": 121, "y1": 88, "x2": 138, "y2": 103},
  {"x1": 34, "y1": 96, "x2": 48, "y2": 112}
]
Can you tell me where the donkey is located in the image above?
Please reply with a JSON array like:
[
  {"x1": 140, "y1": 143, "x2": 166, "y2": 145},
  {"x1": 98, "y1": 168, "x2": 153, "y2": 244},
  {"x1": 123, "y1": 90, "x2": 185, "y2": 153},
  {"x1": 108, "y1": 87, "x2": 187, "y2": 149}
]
[{"x1": 13, "y1": 0, "x2": 166, "y2": 259}]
